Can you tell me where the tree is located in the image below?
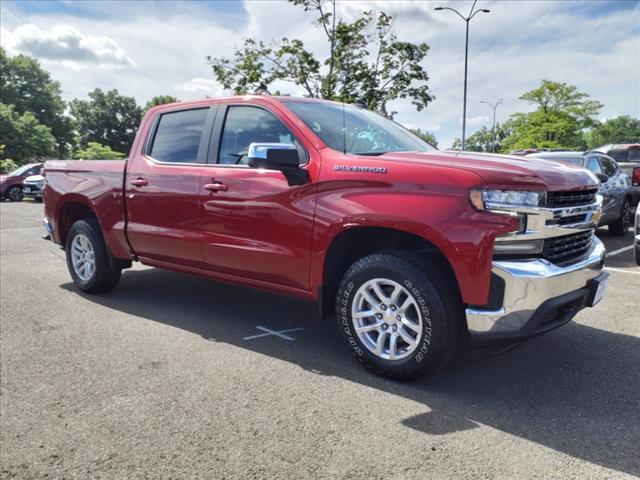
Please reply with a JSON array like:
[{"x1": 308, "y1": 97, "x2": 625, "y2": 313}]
[
  {"x1": 585, "y1": 115, "x2": 640, "y2": 149},
  {"x1": 0, "y1": 103, "x2": 56, "y2": 163},
  {"x1": 0, "y1": 158, "x2": 18, "y2": 175},
  {"x1": 72, "y1": 142, "x2": 126, "y2": 160},
  {"x1": 0, "y1": 145, "x2": 17, "y2": 174},
  {"x1": 70, "y1": 88, "x2": 142, "y2": 154},
  {"x1": 500, "y1": 80, "x2": 602, "y2": 152},
  {"x1": 145, "y1": 95, "x2": 180, "y2": 111},
  {"x1": 208, "y1": 0, "x2": 433, "y2": 118},
  {"x1": 520, "y1": 80, "x2": 602, "y2": 127},
  {"x1": 409, "y1": 128, "x2": 438, "y2": 148},
  {"x1": 452, "y1": 123, "x2": 512, "y2": 152},
  {"x1": 0, "y1": 47, "x2": 75, "y2": 157}
]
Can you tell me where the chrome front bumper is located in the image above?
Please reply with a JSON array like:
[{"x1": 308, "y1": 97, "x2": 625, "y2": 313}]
[
  {"x1": 466, "y1": 236, "x2": 606, "y2": 341},
  {"x1": 42, "y1": 218, "x2": 54, "y2": 241}
]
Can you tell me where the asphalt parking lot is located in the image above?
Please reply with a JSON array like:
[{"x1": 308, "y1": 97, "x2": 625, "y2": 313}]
[{"x1": 1, "y1": 200, "x2": 638, "y2": 479}]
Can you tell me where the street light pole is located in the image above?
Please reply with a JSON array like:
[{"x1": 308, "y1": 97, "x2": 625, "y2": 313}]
[
  {"x1": 435, "y1": 1, "x2": 490, "y2": 151},
  {"x1": 480, "y1": 98, "x2": 502, "y2": 152}
]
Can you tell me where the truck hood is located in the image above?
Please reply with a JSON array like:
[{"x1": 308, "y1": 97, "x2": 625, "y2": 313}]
[{"x1": 379, "y1": 151, "x2": 598, "y2": 191}]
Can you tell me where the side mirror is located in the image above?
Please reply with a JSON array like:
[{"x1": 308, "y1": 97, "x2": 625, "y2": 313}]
[
  {"x1": 595, "y1": 173, "x2": 609, "y2": 183},
  {"x1": 247, "y1": 143, "x2": 309, "y2": 186}
]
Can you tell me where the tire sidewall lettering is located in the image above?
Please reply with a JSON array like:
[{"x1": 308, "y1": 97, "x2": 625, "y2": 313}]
[
  {"x1": 341, "y1": 275, "x2": 434, "y2": 364},
  {"x1": 340, "y1": 281, "x2": 363, "y2": 357},
  {"x1": 403, "y1": 280, "x2": 431, "y2": 364}
]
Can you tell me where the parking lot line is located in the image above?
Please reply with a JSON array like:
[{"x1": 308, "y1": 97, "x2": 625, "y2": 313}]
[
  {"x1": 606, "y1": 245, "x2": 634, "y2": 257},
  {"x1": 243, "y1": 326, "x2": 304, "y2": 341},
  {"x1": 605, "y1": 267, "x2": 640, "y2": 276}
]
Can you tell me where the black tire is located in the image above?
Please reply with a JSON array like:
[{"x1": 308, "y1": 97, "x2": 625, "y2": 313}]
[
  {"x1": 608, "y1": 199, "x2": 631, "y2": 236},
  {"x1": 7, "y1": 185, "x2": 23, "y2": 202},
  {"x1": 635, "y1": 245, "x2": 640, "y2": 266},
  {"x1": 336, "y1": 252, "x2": 462, "y2": 381},
  {"x1": 65, "y1": 219, "x2": 121, "y2": 293}
]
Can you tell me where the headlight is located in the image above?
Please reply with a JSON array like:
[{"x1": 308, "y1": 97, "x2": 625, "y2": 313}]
[{"x1": 469, "y1": 189, "x2": 545, "y2": 211}]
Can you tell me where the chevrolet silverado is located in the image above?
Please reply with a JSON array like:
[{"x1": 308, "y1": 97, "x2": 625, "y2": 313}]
[{"x1": 43, "y1": 96, "x2": 608, "y2": 380}]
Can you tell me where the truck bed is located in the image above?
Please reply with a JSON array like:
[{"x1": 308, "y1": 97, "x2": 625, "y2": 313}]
[{"x1": 44, "y1": 159, "x2": 130, "y2": 259}]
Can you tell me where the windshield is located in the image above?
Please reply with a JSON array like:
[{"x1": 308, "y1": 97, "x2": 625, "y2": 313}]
[
  {"x1": 7, "y1": 164, "x2": 33, "y2": 176},
  {"x1": 285, "y1": 101, "x2": 434, "y2": 155}
]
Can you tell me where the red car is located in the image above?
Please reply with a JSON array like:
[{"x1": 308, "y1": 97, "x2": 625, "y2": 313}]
[
  {"x1": 0, "y1": 163, "x2": 44, "y2": 201},
  {"x1": 42, "y1": 96, "x2": 608, "y2": 380}
]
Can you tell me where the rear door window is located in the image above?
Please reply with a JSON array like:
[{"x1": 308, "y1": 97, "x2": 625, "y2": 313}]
[
  {"x1": 148, "y1": 108, "x2": 209, "y2": 164},
  {"x1": 628, "y1": 148, "x2": 640, "y2": 161},
  {"x1": 607, "y1": 150, "x2": 626, "y2": 162}
]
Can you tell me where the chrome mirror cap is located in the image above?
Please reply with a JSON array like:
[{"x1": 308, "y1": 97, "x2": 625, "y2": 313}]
[{"x1": 248, "y1": 143, "x2": 296, "y2": 160}]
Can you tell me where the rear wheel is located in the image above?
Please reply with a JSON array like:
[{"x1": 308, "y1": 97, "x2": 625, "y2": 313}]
[
  {"x1": 336, "y1": 253, "x2": 461, "y2": 381},
  {"x1": 7, "y1": 186, "x2": 23, "y2": 202},
  {"x1": 65, "y1": 219, "x2": 121, "y2": 293},
  {"x1": 608, "y1": 199, "x2": 631, "y2": 236}
]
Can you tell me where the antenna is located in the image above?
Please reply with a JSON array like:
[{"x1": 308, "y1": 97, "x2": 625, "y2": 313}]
[{"x1": 342, "y1": 101, "x2": 346, "y2": 154}]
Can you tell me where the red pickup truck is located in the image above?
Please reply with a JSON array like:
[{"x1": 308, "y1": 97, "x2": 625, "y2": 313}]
[{"x1": 43, "y1": 96, "x2": 608, "y2": 380}]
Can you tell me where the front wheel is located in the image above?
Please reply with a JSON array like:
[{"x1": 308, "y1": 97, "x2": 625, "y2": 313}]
[
  {"x1": 65, "y1": 219, "x2": 121, "y2": 293},
  {"x1": 7, "y1": 186, "x2": 23, "y2": 202},
  {"x1": 336, "y1": 253, "x2": 461, "y2": 381},
  {"x1": 608, "y1": 199, "x2": 631, "y2": 236}
]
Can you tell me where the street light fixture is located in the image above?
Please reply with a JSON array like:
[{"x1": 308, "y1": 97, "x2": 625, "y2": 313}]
[
  {"x1": 435, "y1": 1, "x2": 490, "y2": 151},
  {"x1": 480, "y1": 98, "x2": 503, "y2": 153}
]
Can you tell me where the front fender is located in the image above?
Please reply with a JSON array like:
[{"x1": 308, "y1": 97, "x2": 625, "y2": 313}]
[{"x1": 310, "y1": 172, "x2": 517, "y2": 306}]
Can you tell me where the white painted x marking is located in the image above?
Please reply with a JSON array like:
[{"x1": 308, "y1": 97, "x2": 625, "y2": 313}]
[{"x1": 243, "y1": 326, "x2": 304, "y2": 341}]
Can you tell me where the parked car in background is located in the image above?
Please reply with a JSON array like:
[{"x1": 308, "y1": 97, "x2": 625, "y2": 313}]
[
  {"x1": 527, "y1": 151, "x2": 632, "y2": 236},
  {"x1": 635, "y1": 208, "x2": 640, "y2": 265},
  {"x1": 0, "y1": 163, "x2": 43, "y2": 201},
  {"x1": 22, "y1": 174, "x2": 45, "y2": 201},
  {"x1": 593, "y1": 144, "x2": 640, "y2": 205},
  {"x1": 510, "y1": 148, "x2": 570, "y2": 156}
]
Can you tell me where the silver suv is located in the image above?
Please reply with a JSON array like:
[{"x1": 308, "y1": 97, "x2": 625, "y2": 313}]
[
  {"x1": 527, "y1": 151, "x2": 632, "y2": 236},
  {"x1": 594, "y1": 144, "x2": 640, "y2": 206}
]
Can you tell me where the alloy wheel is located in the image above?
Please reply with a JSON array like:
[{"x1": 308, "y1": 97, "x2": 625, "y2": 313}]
[
  {"x1": 8, "y1": 187, "x2": 23, "y2": 201},
  {"x1": 622, "y1": 202, "x2": 631, "y2": 231},
  {"x1": 71, "y1": 234, "x2": 96, "y2": 281},
  {"x1": 351, "y1": 278, "x2": 423, "y2": 360}
]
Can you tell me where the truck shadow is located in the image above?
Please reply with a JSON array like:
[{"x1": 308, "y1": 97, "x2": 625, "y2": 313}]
[{"x1": 61, "y1": 267, "x2": 639, "y2": 476}]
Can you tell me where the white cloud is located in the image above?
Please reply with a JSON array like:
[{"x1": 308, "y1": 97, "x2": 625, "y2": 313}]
[
  {"x1": 174, "y1": 77, "x2": 225, "y2": 96},
  {"x1": 2, "y1": 24, "x2": 135, "y2": 69},
  {"x1": 0, "y1": 0, "x2": 638, "y2": 149},
  {"x1": 461, "y1": 116, "x2": 490, "y2": 127}
]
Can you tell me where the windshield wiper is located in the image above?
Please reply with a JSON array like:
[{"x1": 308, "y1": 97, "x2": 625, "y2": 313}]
[{"x1": 353, "y1": 152, "x2": 387, "y2": 156}]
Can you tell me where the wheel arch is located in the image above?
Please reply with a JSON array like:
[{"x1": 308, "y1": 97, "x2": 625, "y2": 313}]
[
  {"x1": 319, "y1": 226, "x2": 461, "y2": 320},
  {"x1": 56, "y1": 195, "x2": 101, "y2": 246}
]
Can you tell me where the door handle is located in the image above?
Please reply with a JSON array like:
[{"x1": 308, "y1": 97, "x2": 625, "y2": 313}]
[
  {"x1": 204, "y1": 182, "x2": 228, "y2": 192},
  {"x1": 130, "y1": 177, "x2": 148, "y2": 187}
]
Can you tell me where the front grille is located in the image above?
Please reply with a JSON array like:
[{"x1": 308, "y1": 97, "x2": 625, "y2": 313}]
[
  {"x1": 548, "y1": 213, "x2": 588, "y2": 226},
  {"x1": 546, "y1": 189, "x2": 597, "y2": 208},
  {"x1": 542, "y1": 230, "x2": 593, "y2": 264}
]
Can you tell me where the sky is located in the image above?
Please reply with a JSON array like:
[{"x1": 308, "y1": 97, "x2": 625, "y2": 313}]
[{"x1": 1, "y1": 0, "x2": 639, "y2": 149}]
